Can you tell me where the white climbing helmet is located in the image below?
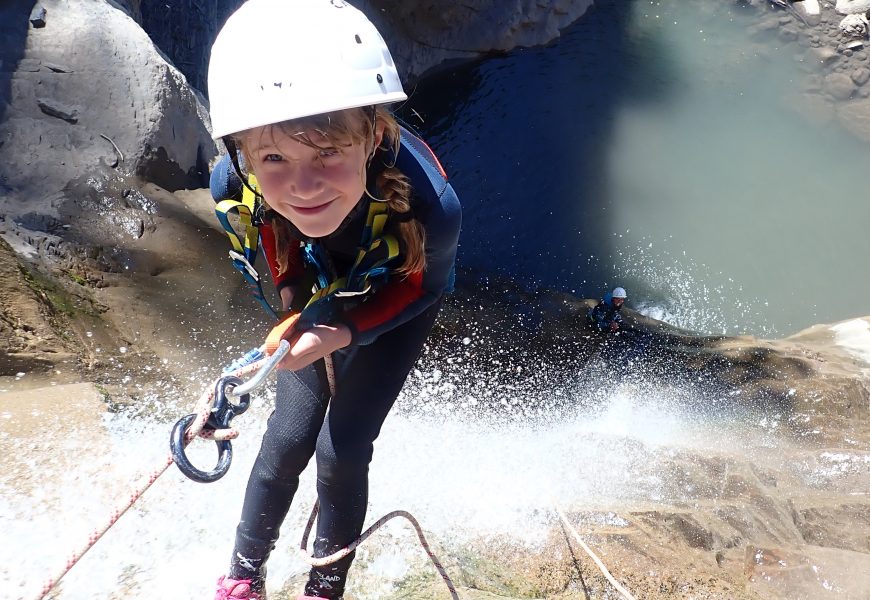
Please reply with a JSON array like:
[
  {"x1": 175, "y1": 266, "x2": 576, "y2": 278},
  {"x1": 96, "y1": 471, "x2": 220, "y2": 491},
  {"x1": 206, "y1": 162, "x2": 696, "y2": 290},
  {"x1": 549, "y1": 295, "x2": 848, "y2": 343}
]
[
  {"x1": 612, "y1": 287, "x2": 627, "y2": 299},
  {"x1": 207, "y1": 0, "x2": 407, "y2": 140}
]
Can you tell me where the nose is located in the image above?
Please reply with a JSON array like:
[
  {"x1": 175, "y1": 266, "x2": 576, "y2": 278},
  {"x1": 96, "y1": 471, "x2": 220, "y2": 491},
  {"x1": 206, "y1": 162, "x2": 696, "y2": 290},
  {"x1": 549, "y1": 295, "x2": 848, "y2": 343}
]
[{"x1": 288, "y1": 162, "x2": 324, "y2": 200}]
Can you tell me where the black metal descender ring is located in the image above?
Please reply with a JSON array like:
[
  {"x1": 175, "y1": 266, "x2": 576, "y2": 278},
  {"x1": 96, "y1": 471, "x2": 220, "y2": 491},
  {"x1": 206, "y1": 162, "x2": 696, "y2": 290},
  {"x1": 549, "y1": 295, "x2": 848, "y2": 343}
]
[{"x1": 169, "y1": 376, "x2": 251, "y2": 483}]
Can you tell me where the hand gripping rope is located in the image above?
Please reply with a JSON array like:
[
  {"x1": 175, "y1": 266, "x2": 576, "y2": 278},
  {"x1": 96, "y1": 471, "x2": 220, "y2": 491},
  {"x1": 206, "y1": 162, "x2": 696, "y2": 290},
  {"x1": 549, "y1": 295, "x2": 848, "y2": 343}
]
[{"x1": 31, "y1": 313, "x2": 459, "y2": 600}]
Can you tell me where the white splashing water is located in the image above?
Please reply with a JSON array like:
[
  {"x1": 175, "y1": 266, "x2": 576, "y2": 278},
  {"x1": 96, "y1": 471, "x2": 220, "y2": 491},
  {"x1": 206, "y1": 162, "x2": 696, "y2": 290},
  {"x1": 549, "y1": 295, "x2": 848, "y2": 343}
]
[
  {"x1": 830, "y1": 319, "x2": 870, "y2": 365},
  {"x1": 3, "y1": 365, "x2": 793, "y2": 600},
  {"x1": 609, "y1": 236, "x2": 775, "y2": 337}
]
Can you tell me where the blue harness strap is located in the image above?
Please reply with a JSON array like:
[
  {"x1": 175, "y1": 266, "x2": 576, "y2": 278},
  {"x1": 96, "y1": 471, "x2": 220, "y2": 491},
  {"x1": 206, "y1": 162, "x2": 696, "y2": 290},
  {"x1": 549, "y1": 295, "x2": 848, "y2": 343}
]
[
  {"x1": 298, "y1": 199, "x2": 400, "y2": 328},
  {"x1": 211, "y1": 125, "x2": 445, "y2": 326},
  {"x1": 213, "y1": 173, "x2": 279, "y2": 320}
]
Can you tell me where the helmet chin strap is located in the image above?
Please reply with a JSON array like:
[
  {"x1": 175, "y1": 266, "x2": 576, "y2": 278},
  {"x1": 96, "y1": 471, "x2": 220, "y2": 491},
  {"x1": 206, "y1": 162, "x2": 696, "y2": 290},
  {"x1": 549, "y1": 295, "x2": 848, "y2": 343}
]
[
  {"x1": 366, "y1": 105, "x2": 378, "y2": 167},
  {"x1": 222, "y1": 136, "x2": 261, "y2": 198}
]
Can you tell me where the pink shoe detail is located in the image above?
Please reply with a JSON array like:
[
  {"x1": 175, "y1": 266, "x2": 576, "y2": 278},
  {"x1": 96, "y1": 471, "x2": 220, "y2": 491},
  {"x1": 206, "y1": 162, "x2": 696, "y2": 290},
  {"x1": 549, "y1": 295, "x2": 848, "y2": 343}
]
[{"x1": 215, "y1": 575, "x2": 265, "y2": 599}]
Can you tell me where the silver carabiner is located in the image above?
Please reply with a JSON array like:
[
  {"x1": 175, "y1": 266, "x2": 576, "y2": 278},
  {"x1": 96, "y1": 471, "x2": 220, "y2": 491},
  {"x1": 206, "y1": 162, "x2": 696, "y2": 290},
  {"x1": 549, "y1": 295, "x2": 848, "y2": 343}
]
[{"x1": 227, "y1": 339, "x2": 291, "y2": 398}]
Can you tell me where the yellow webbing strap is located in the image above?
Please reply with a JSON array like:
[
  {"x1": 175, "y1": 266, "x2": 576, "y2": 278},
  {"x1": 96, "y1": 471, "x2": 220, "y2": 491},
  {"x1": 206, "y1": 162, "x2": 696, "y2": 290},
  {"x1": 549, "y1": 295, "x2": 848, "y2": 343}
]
[
  {"x1": 214, "y1": 174, "x2": 262, "y2": 260},
  {"x1": 302, "y1": 200, "x2": 399, "y2": 310}
]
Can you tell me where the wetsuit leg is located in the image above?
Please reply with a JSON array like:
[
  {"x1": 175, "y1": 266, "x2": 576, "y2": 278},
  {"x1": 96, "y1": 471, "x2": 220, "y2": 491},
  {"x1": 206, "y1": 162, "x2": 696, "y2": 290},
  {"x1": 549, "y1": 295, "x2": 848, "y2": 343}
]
[
  {"x1": 304, "y1": 300, "x2": 442, "y2": 599},
  {"x1": 228, "y1": 360, "x2": 331, "y2": 585}
]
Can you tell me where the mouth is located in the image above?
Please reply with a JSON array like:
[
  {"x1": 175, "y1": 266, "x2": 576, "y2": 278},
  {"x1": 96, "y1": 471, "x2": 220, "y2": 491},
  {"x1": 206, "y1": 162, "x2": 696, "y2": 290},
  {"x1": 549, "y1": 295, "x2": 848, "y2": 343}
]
[{"x1": 291, "y1": 198, "x2": 334, "y2": 216}]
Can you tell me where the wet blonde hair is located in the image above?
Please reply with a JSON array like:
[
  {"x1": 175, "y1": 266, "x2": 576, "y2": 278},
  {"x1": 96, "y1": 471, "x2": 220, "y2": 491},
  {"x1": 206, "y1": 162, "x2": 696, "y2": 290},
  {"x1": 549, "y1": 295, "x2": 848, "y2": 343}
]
[{"x1": 236, "y1": 106, "x2": 425, "y2": 277}]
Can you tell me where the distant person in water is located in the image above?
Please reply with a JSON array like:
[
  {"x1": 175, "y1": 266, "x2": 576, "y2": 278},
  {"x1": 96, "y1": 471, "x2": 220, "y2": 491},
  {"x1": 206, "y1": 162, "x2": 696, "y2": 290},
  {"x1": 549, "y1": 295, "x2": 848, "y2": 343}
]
[{"x1": 588, "y1": 287, "x2": 627, "y2": 333}]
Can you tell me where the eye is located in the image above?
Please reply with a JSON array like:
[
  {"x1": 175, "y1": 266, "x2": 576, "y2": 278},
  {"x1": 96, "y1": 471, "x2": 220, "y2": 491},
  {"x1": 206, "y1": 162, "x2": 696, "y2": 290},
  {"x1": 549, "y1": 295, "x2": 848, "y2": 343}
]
[
  {"x1": 264, "y1": 153, "x2": 283, "y2": 162},
  {"x1": 318, "y1": 147, "x2": 340, "y2": 158}
]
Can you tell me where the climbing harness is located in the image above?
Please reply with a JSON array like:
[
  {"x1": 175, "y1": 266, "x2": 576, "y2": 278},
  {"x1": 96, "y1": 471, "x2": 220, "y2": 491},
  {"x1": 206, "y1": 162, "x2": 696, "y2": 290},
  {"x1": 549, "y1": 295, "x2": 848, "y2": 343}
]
[
  {"x1": 214, "y1": 172, "x2": 279, "y2": 319},
  {"x1": 213, "y1": 122, "x2": 445, "y2": 328},
  {"x1": 213, "y1": 167, "x2": 400, "y2": 327},
  {"x1": 296, "y1": 199, "x2": 399, "y2": 328}
]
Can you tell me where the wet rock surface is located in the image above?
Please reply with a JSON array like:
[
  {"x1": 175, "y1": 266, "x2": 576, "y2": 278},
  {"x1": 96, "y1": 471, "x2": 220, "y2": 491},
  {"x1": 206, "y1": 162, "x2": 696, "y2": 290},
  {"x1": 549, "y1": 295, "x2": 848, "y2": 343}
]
[
  {"x1": 2, "y1": 184, "x2": 868, "y2": 600},
  {"x1": 1, "y1": 2, "x2": 869, "y2": 599}
]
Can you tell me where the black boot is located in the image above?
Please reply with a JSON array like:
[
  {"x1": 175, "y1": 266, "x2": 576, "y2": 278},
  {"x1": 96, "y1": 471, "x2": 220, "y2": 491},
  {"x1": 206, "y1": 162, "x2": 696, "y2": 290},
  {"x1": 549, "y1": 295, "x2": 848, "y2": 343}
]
[{"x1": 302, "y1": 537, "x2": 354, "y2": 599}]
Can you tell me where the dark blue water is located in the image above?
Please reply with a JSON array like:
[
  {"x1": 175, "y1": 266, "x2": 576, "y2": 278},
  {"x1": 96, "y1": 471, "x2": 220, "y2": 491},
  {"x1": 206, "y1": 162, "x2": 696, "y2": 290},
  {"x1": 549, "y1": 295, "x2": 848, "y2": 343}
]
[{"x1": 399, "y1": 0, "x2": 870, "y2": 336}]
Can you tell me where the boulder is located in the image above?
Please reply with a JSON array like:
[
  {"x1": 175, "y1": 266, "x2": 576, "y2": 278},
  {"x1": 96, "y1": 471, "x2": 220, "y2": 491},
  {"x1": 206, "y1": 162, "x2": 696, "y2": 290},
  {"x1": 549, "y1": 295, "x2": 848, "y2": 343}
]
[
  {"x1": 835, "y1": 0, "x2": 870, "y2": 14},
  {"x1": 29, "y1": 4, "x2": 47, "y2": 27},
  {"x1": 839, "y1": 13, "x2": 870, "y2": 38},
  {"x1": 384, "y1": 0, "x2": 599, "y2": 78},
  {"x1": 812, "y1": 46, "x2": 842, "y2": 65},
  {"x1": 825, "y1": 72, "x2": 858, "y2": 99},
  {"x1": 852, "y1": 66, "x2": 870, "y2": 84},
  {"x1": 0, "y1": 0, "x2": 217, "y2": 211},
  {"x1": 360, "y1": 0, "x2": 596, "y2": 80}
]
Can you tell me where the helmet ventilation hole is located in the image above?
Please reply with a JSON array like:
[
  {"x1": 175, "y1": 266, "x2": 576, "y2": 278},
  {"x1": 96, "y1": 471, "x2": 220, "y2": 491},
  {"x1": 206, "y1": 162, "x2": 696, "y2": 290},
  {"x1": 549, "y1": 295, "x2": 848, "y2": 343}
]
[
  {"x1": 355, "y1": 34, "x2": 362, "y2": 43},
  {"x1": 376, "y1": 73, "x2": 383, "y2": 83}
]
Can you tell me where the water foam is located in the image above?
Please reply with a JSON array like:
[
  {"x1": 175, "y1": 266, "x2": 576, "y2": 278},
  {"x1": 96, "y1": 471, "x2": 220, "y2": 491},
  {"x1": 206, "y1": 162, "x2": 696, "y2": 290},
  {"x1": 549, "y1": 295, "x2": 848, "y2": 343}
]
[
  {"x1": 6, "y1": 370, "x2": 774, "y2": 599},
  {"x1": 830, "y1": 319, "x2": 870, "y2": 364}
]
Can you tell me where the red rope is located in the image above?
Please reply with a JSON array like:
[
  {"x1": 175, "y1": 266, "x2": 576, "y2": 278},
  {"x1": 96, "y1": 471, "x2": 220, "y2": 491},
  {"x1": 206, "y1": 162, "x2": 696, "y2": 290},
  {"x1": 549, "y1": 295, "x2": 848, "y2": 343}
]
[
  {"x1": 32, "y1": 352, "x2": 461, "y2": 600},
  {"x1": 32, "y1": 358, "x2": 267, "y2": 600}
]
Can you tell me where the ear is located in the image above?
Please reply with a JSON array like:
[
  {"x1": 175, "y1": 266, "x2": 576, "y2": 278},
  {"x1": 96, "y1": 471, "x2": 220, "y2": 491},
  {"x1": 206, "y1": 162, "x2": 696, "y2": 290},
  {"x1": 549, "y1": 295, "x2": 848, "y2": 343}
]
[
  {"x1": 372, "y1": 116, "x2": 386, "y2": 152},
  {"x1": 365, "y1": 115, "x2": 386, "y2": 168}
]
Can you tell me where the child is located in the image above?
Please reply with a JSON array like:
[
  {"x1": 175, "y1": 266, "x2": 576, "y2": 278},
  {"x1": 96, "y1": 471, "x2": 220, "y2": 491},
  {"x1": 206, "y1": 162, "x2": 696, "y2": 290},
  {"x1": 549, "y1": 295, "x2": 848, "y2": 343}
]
[{"x1": 206, "y1": 1, "x2": 462, "y2": 598}]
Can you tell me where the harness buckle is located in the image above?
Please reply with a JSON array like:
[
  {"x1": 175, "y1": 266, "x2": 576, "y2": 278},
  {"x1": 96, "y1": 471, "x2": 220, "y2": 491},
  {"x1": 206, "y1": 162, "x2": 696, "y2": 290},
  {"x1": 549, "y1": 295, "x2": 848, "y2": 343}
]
[
  {"x1": 229, "y1": 250, "x2": 260, "y2": 280},
  {"x1": 333, "y1": 284, "x2": 372, "y2": 298}
]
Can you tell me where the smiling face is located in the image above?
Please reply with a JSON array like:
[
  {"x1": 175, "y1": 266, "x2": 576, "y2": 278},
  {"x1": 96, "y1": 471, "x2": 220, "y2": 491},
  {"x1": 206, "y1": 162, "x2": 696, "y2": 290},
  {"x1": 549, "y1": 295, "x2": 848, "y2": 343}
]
[{"x1": 240, "y1": 110, "x2": 382, "y2": 238}]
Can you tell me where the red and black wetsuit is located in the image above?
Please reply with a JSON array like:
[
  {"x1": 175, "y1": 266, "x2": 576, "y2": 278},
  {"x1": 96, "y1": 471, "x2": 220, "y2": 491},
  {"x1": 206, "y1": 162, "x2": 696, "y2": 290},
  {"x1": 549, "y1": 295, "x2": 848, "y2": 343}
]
[
  {"x1": 212, "y1": 128, "x2": 461, "y2": 598},
  {"x1": 259, "y1": 128, "x2": 460, "y2": 345}
]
